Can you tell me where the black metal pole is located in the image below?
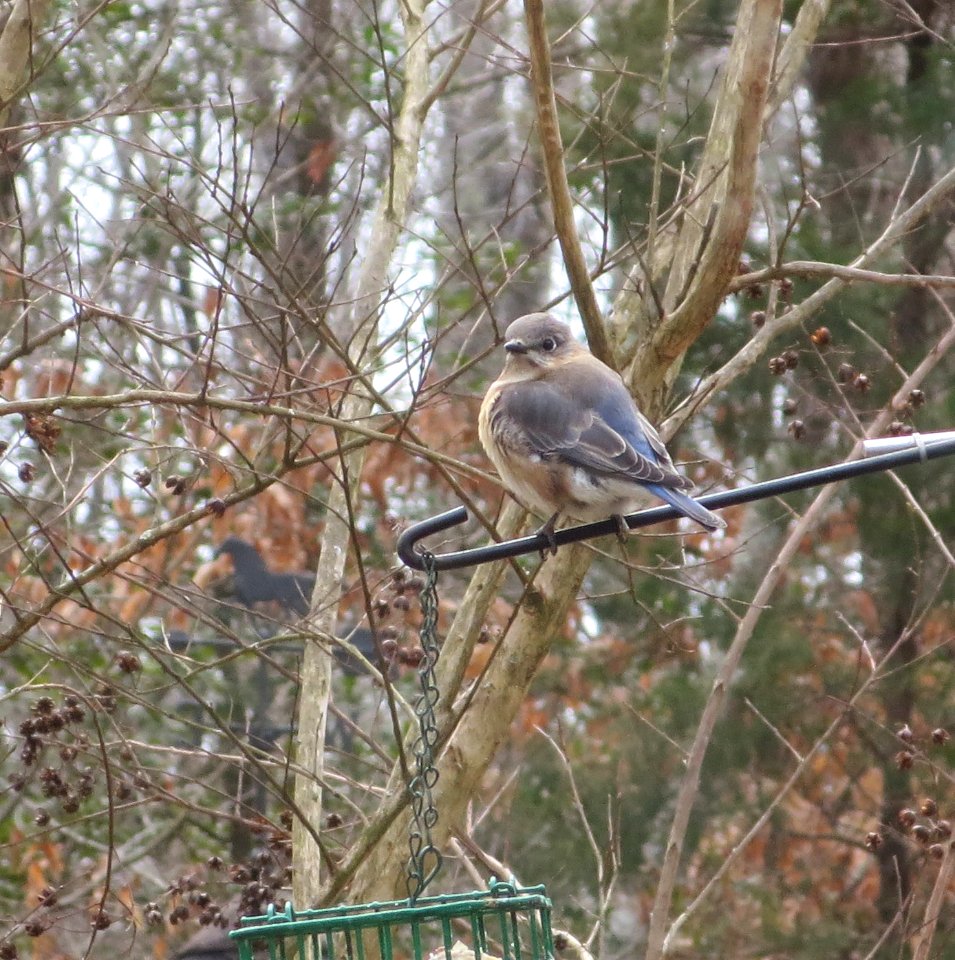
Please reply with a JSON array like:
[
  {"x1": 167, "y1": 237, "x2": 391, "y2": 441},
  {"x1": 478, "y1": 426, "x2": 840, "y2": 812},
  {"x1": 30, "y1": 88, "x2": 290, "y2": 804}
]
[{"x1": 396, "y1": 432, "x2": 955, "y2": 572}]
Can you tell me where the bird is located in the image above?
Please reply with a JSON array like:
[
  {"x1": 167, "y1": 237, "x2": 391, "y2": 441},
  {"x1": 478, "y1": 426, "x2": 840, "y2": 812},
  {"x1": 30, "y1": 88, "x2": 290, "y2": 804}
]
[
  {"x1": 478, "y1": 312, "x2": 725, "y2": 551},
  {"x1": 211, "y1": 539, "x2": 392, "y2": 674},
  {"x1": 215, "y1": 536, "x2": 315, "y2": 616}
]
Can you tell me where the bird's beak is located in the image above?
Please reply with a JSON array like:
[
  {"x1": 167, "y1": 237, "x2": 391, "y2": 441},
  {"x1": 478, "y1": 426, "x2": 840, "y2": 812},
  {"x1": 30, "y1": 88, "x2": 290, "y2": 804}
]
[{"x1": 504, "y1": 339, "x2": 529, "y2": 355}]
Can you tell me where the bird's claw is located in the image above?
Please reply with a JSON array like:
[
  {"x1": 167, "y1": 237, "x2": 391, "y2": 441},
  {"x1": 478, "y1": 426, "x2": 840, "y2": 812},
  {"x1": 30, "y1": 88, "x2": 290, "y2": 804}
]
[
  {"x1": 536, "y1": 514, "x2": 559, "y2": 558},
  {"x1": 613, "y1": 513, "x2": 630, "y2": 545}
]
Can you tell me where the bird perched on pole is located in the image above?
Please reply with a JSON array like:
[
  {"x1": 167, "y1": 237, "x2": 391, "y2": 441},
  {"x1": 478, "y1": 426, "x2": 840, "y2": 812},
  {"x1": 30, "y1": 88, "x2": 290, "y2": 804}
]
[
  {"x1": 215, "y1": 536, "x2": 315, "y2": 616},
  {"x1": 478, "y1": 313, "x2": 725, "y2": 551}
]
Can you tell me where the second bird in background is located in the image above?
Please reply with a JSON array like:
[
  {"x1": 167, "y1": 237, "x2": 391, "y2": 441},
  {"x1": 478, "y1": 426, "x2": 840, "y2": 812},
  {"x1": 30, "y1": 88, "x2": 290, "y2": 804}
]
[{"x1": 478, "y1": 313, "x2": 725, "y2": 551}]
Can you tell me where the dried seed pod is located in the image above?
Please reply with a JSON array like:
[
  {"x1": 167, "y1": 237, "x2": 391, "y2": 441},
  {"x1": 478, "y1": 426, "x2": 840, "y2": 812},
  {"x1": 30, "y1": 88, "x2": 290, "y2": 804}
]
[
  {"x1": 18, "y1": 462, "x2": 35, "y2": 482},
  {"x1": 206, "y1": 498, "x2": 227, "y2": 518},
  {"x1": 23, "y1": 413, "x2": 61, "y2": 453},
  {"x1": 912, "y1": 824, "x2": 931, "y2": 845},
  {"x1": 164, "y1": 475, "x2": 187, "y2": 495},
  {"x1": 114, "y1": 651, "x2": 141, "y2": 673},
  {"x1": 778, "y1": 277, "x2": 794, "y2": 301},
  {"x1": 895, "y1": 750, "x2": 914, "y2": 770},
  {"x1": 898, "y1": 808, "x2": 917, "y2": 829},
  {"x1": 810, "y1": 326, "x2": 831, "y2": 347},
  {"x1": 931, "y1": 727, "x2": 950, "y2": 745},
  {"x1": 782, "y1": 349, "x2": 799, "y2": 370},
  {"x1": 37, "y1": 886, "x2": 58, "y2": 908},
  {"x1": 325, "y1": 812, "x2": 343, "y2": 828},
  {"x1": 928, "y1": 843, "x2": 945, "y2": 860},
  {"x1": 920, "y1": 798, "x2": 938, "y2": 817},
  {"x1": 837, "y1": 362, "x2": 856, "y2": 384},
  {"x1": 908, "y1": 389, "x2": 926, "y2": 408},
  {"x1": 380, "y1": 637, "x2": 398, "y2": 658},
  {"x1": 864, "y1": 831, "x2": 883, "y2": 851},
  {"x1": 782, "y1": 398, "x2": 798, "y2": 416},
  {"x1": 854, "y1": 373, "x2": 871, "y2": 392},
  {"x1": 399, "y1": 647, "x2": 424, "y2": 667},
  {"x1": 32, "y1": 714, "x2": 53, "y2": 734},
  {"x1": 897, "y1": 724, "x2": 914, "y2": 743},
  {"x1": 769, "y1": 357, "x2": 787, "y2": 376},
  {"x1": 750, "y1": 310, "x2": 766, "y2": 329},
  {"x1": 64, "y1": 701, "x2": 85, "y2": 724},
  {"x1": 133, "y1": 469, "x2": 152, "y2": 488},
  {"x1": 207, "y1": 856, "x2": 223, "y2": 871},
  {"x1": 787, "y1": 419, "x2": 806, "y2": 440},
  {"x1": 933, "y1": 820, "x2": 951, "y2": 840},
  {"x1": 77, "y1": 771, "x2": 95, "y2": 798},
  {"x1": 392, "y1": 595, "x2": 411, "y2": 612}
]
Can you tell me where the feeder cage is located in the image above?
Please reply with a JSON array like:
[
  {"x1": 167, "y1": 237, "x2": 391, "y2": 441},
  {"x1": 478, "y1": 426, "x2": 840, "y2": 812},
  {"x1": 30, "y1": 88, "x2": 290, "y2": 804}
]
[{"x1": 229, "y1": 879, "x2": 555, "y2": 960}]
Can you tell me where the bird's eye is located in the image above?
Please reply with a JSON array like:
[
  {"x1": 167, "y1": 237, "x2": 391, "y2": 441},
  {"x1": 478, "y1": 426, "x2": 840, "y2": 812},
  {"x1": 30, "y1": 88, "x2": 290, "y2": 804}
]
[{"x1": 541, "y1": 337, "x2": 557, "y2": 352}]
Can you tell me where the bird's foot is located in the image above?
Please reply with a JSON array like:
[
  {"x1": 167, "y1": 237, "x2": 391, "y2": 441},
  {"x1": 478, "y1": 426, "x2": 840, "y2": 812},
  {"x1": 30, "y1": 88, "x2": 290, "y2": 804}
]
[
  {"x1": 536, "y1": 513, "x2": 560, "y2": 558},
  {"x1": 613, "y1": 513, "x2": 631, "y2": 546}
]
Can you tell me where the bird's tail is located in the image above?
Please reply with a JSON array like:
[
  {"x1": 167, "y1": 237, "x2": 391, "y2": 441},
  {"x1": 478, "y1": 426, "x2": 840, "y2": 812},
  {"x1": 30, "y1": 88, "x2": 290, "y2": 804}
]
[{"x1": 648, "y1": 484, "x2": 725, "y2": 531}]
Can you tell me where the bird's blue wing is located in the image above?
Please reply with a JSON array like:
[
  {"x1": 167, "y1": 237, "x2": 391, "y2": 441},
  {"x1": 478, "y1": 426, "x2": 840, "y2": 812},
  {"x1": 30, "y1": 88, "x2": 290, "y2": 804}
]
[{"x1": 495, "y1": 363, "x2": 690, "y2": 491}]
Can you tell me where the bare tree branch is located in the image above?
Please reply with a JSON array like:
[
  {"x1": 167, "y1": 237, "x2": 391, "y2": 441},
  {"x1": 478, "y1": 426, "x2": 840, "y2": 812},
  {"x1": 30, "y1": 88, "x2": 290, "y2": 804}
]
[
  {"x1": 292, "y1": 0, "x2": 436, "y2": 905},
  {"x1": 0, "y1": 0, "x2": 53, "y2": 124},
  {"x1": 523, "y1": 0, "x2": 611, "y2": 365}
]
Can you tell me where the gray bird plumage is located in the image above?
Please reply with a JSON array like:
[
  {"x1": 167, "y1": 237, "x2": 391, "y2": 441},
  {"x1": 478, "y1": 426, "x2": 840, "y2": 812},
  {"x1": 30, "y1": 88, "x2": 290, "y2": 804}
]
[{"x1": 479, "y1": 313, "x2": 725, "y2": 543}]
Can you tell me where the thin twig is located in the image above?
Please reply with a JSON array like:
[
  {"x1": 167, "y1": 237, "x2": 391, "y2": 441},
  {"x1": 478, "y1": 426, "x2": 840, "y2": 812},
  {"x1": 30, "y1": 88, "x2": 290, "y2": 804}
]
[{"x1": 523, "y1": 0, "x2": 610, "y2": 364}]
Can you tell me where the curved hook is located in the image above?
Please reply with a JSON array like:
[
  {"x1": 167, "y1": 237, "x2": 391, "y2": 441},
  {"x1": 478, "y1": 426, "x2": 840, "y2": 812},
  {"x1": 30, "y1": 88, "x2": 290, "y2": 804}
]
[{"x1": 396, "y1": 431, "x2": 955, "y2": 572}]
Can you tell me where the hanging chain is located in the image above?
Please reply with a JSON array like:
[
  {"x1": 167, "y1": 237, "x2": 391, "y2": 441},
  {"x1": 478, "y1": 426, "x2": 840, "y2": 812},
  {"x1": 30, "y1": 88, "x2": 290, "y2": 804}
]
[{"x1": 405, "y1": 549, "x2": 443, "y2": 903}]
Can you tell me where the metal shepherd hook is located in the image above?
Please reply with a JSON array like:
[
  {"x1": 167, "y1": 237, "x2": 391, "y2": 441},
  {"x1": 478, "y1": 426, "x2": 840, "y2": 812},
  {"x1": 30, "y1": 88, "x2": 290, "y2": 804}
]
[{"x1": 397, "y1": 431, "x2": 955, "y2": 572}]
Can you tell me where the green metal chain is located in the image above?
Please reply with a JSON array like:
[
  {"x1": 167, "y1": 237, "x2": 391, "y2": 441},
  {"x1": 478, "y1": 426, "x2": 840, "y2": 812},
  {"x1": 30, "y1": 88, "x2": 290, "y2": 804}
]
[{"x1": 405, "y1": 550, "x2": 443, "y2": 903}]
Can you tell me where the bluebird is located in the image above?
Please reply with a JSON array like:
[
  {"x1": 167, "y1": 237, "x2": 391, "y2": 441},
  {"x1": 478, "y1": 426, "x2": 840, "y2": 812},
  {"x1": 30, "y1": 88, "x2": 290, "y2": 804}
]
[{"x1": 478, "y1": 313, "x2": 725, "y2": 551}]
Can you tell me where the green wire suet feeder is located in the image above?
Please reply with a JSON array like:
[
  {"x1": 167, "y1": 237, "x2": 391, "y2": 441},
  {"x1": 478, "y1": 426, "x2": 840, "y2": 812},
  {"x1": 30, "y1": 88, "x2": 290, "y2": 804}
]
[
  {"x1": 230, "y1": 878, "x2": 555, "y2": 960},
  {"x1": 230, "y1": 554, "x2": 556, "y2": 960}
]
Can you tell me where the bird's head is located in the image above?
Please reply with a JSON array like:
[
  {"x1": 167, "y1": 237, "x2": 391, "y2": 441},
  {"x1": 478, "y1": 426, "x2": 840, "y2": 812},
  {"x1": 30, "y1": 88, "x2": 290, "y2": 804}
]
[
  {"x1": 499, "y1": 313, "x2": 581, "y2": 373},
  {"x1": 215, "y1": 536, "x2": 267, "y2": 572}
]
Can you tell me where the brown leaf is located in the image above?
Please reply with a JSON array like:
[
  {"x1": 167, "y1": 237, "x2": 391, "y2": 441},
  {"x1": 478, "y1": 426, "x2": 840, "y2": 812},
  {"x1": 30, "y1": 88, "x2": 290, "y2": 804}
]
[
  {"x1": 306, "y1": 139, "x2": 337, "y2": 184},
  {"x1": 23, "y1": 413, "x2": 61, "y2": 453}
]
